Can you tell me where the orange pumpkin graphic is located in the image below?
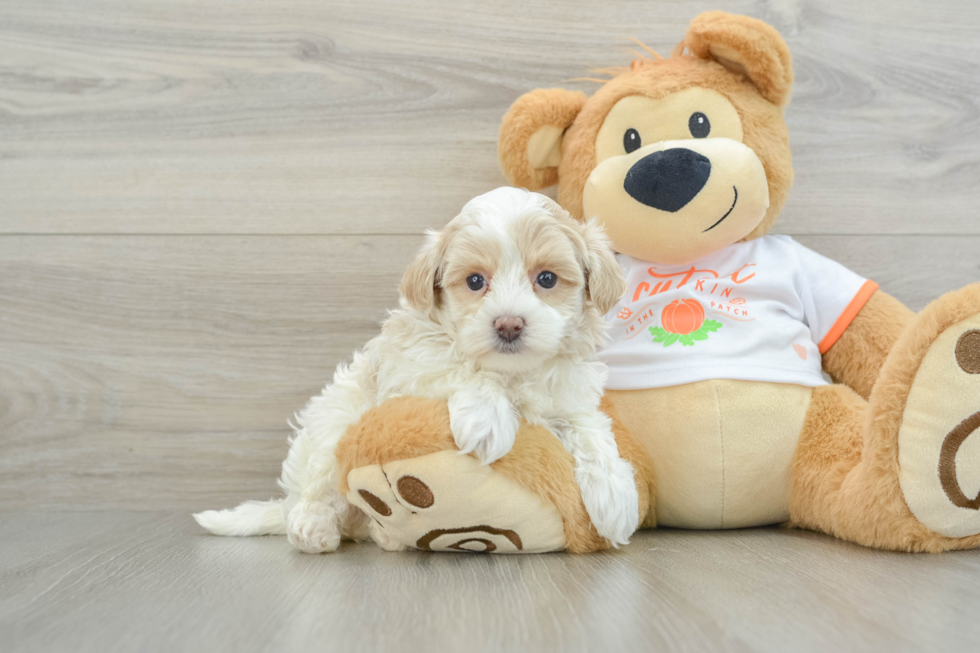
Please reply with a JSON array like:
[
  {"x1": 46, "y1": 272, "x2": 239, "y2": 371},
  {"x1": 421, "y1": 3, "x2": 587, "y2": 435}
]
[{"x1": 661, "y1": 299, "x2": 705, "y2": 335}]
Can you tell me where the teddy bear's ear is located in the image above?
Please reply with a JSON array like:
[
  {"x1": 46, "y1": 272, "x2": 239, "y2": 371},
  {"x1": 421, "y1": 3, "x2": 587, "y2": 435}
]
[
  {"x1": 499, "y1": 88, "x2": 587, "y2": 190},
  {"x1": 682, "y1": 12, "x2": 794, "y2": 108}
]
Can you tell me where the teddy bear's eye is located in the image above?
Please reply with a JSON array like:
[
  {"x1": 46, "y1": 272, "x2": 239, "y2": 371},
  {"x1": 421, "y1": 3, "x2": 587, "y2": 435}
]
[
  {"x1": 689, "y1": 112, "x2": 711, "y2": 138},
  {"x1": 623, "y1": 128, "x2": 641, "y2": 154}
]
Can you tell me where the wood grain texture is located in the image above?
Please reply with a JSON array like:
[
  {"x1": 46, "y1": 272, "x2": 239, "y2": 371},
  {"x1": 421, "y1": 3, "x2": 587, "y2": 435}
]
[
  {"x1": 1, "y1": 234, "x2": 978, "y2": 511},
  {"x1": 1, "y1": 512, "x2": 980, "y2": 653},
  {"x1": 0, "y1": 235, "x2": 417, "y2": 510},
  {"x1": 1, "y1": 0, "x2": 979, "y2": 235}
]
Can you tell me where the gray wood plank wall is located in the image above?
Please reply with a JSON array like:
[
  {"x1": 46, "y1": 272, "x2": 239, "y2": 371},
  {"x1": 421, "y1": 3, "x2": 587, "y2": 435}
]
[{"x1": 3, "y1": 0, "x2": 980, "y2": 511}]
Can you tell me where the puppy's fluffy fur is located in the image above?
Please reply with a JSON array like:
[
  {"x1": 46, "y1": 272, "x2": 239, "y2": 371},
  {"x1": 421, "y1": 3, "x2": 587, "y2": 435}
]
[{"x1": 195, "y1": 188, "x2": 638, "y2": 551}]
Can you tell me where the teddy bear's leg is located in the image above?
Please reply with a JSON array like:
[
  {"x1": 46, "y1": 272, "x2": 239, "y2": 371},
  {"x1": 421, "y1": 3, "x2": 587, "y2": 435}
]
[
  {"x1": 335, "y1": 396, "x2": 655, "y2": 553},
  {"x1": 790, "y1": 283, "x2": 980, "y2": 551}
]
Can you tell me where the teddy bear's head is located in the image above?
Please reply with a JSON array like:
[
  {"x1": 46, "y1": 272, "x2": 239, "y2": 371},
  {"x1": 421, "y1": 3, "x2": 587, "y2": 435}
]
[{"x1": 499, "y1": 12, "x2": 794, "y2": 265}]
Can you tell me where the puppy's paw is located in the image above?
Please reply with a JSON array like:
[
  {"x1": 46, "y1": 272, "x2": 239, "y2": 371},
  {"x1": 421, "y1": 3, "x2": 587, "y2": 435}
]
[
  {"x1": 286, "y1": 501, "x2": 341, "y2": 553},
  {"x1": 368, "y1": 520, "x2": 408, "y2": 552},
  {"x1": 575, "y1": 456, "x2": 639, "y2": 547},
  {"x1": 448, "y1": 388, "x2": 518, "y2": 464}
]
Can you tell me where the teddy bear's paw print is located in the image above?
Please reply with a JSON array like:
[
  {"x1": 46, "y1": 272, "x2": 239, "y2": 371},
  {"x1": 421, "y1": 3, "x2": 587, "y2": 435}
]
[
  {"x1": 899, "y1": 313, "x2": 980, "y2": 538},
  {"x1": 345, "y1": 450, "x2": 565, "y2": 553},
  {"x1": 416, "y1": 526, "x2": 523, "y2": 553}
]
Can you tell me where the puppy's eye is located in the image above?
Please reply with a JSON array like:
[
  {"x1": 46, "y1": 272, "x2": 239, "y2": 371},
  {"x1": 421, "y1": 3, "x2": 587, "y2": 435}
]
[
  {"x1": 689, "y1": 112, "x2": 710, "y2": 138},
  {"x1": 536, "y1": 271, "x2": 558, "y2": 289},
  {"x1": 623, "y1": 128, "x2": 641, "y2": 154},
  {"x1": 465, "y1": 273, "x2": 485, "y2": 292}
]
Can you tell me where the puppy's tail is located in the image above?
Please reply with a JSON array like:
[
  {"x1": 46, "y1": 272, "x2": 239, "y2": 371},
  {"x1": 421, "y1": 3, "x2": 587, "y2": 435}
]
[{"x1": 193, "y1": 499, "x2": 286, "y2": 536}]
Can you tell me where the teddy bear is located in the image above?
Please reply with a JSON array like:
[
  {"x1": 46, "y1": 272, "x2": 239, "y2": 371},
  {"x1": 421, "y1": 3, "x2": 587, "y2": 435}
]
[{"x1": 335, "y1": 11, "x2": 980, "y2": 553}]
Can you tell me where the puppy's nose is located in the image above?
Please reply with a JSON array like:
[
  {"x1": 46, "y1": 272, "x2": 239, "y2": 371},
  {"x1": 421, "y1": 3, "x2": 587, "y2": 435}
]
[
  {"x1": 624, "y1": 148, "x2": 711, "y2": 212},
  {"x1": 494, "y1": 316, "x2": 525, "y2": 342}
]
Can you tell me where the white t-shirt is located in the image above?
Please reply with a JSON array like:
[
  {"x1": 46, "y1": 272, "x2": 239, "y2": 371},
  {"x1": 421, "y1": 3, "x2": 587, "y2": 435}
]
[{"x1": 600, "y1": 235, "x2": 878, "y2": 390}]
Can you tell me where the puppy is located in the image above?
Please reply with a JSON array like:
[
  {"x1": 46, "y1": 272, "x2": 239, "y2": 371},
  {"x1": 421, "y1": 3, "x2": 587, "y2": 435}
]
[{"x1": 194, "y1": 187, "x2": 639, "y2": 551}]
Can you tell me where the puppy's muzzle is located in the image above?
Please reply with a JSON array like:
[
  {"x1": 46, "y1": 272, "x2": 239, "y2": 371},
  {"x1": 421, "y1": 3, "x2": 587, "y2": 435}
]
[
  {"x1": 494, "y1": 316, "x2": 524, "y2": 343},
  {"x1": 624, "y1": 148, "x2": 711, "y2": 212}
]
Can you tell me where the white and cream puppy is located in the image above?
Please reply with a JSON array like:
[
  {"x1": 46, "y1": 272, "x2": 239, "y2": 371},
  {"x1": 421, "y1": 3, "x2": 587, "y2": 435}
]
[{"x1": 194, "y1": 187, "x2": 638, "y2": 551}]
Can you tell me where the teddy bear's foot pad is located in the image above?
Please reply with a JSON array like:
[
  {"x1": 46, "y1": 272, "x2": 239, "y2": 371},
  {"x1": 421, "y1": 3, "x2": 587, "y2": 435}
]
[
  {"x1": 899, "y1": 309, "x2": 980, "y2": 538},
  {"x1": 346, "y1": 450, "x2": 567, "y2": 553}
]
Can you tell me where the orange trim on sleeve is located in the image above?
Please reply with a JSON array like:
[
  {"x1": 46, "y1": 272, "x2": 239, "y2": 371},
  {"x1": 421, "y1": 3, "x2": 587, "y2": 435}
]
[{"x1": 818, "y1": 280, "x2": 879, "y2": 354}]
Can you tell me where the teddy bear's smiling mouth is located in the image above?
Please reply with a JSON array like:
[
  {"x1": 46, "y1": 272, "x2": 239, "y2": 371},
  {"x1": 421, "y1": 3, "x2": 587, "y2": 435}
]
[{"x1": 703, "y1": 186, "x2": 738, "y2": 233}]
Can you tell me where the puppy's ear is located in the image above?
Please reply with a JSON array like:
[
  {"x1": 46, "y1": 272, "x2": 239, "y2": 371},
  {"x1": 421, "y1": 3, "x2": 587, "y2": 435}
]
[
  {"x1": 560, "y1": 214, "x2": 627, "y2": 316},
  {"x1": 400, "y1": 231, "x2": 443, "y2": 313},
  {"x1": 683, "y1": 12, "x2": 793, "y2": 107},
  {"x1": 579, "y1": 219, "x2": 627, "y2": 315},
  {"x1": 499, "y1": 88, "x2": 587, "y2": 190}
]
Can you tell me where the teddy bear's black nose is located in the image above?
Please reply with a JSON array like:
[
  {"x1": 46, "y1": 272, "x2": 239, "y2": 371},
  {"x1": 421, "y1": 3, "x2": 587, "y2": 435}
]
[{"x1": 624, "y1": 148, "x2": 711, "y2": 212}]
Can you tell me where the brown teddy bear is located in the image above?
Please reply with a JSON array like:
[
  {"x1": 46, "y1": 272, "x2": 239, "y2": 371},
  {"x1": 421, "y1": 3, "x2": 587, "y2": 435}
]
[{"x1": 337, "y1": 11, "x2": 980, "y2": 553}]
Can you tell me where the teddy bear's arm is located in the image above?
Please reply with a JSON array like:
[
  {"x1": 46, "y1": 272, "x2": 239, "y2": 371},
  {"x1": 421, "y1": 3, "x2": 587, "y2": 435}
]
[{"x1": 821, "y1": 290, "x2": 914, "y2": 399}]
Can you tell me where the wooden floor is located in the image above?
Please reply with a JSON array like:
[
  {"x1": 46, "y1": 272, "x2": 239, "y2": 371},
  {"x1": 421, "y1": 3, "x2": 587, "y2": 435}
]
[
  {"x1": 3, "y1": 0, "x2": 980, "y2": 650},
  {"x1": 4, "y1": 512, "x2": 980, "y2": 653}
]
